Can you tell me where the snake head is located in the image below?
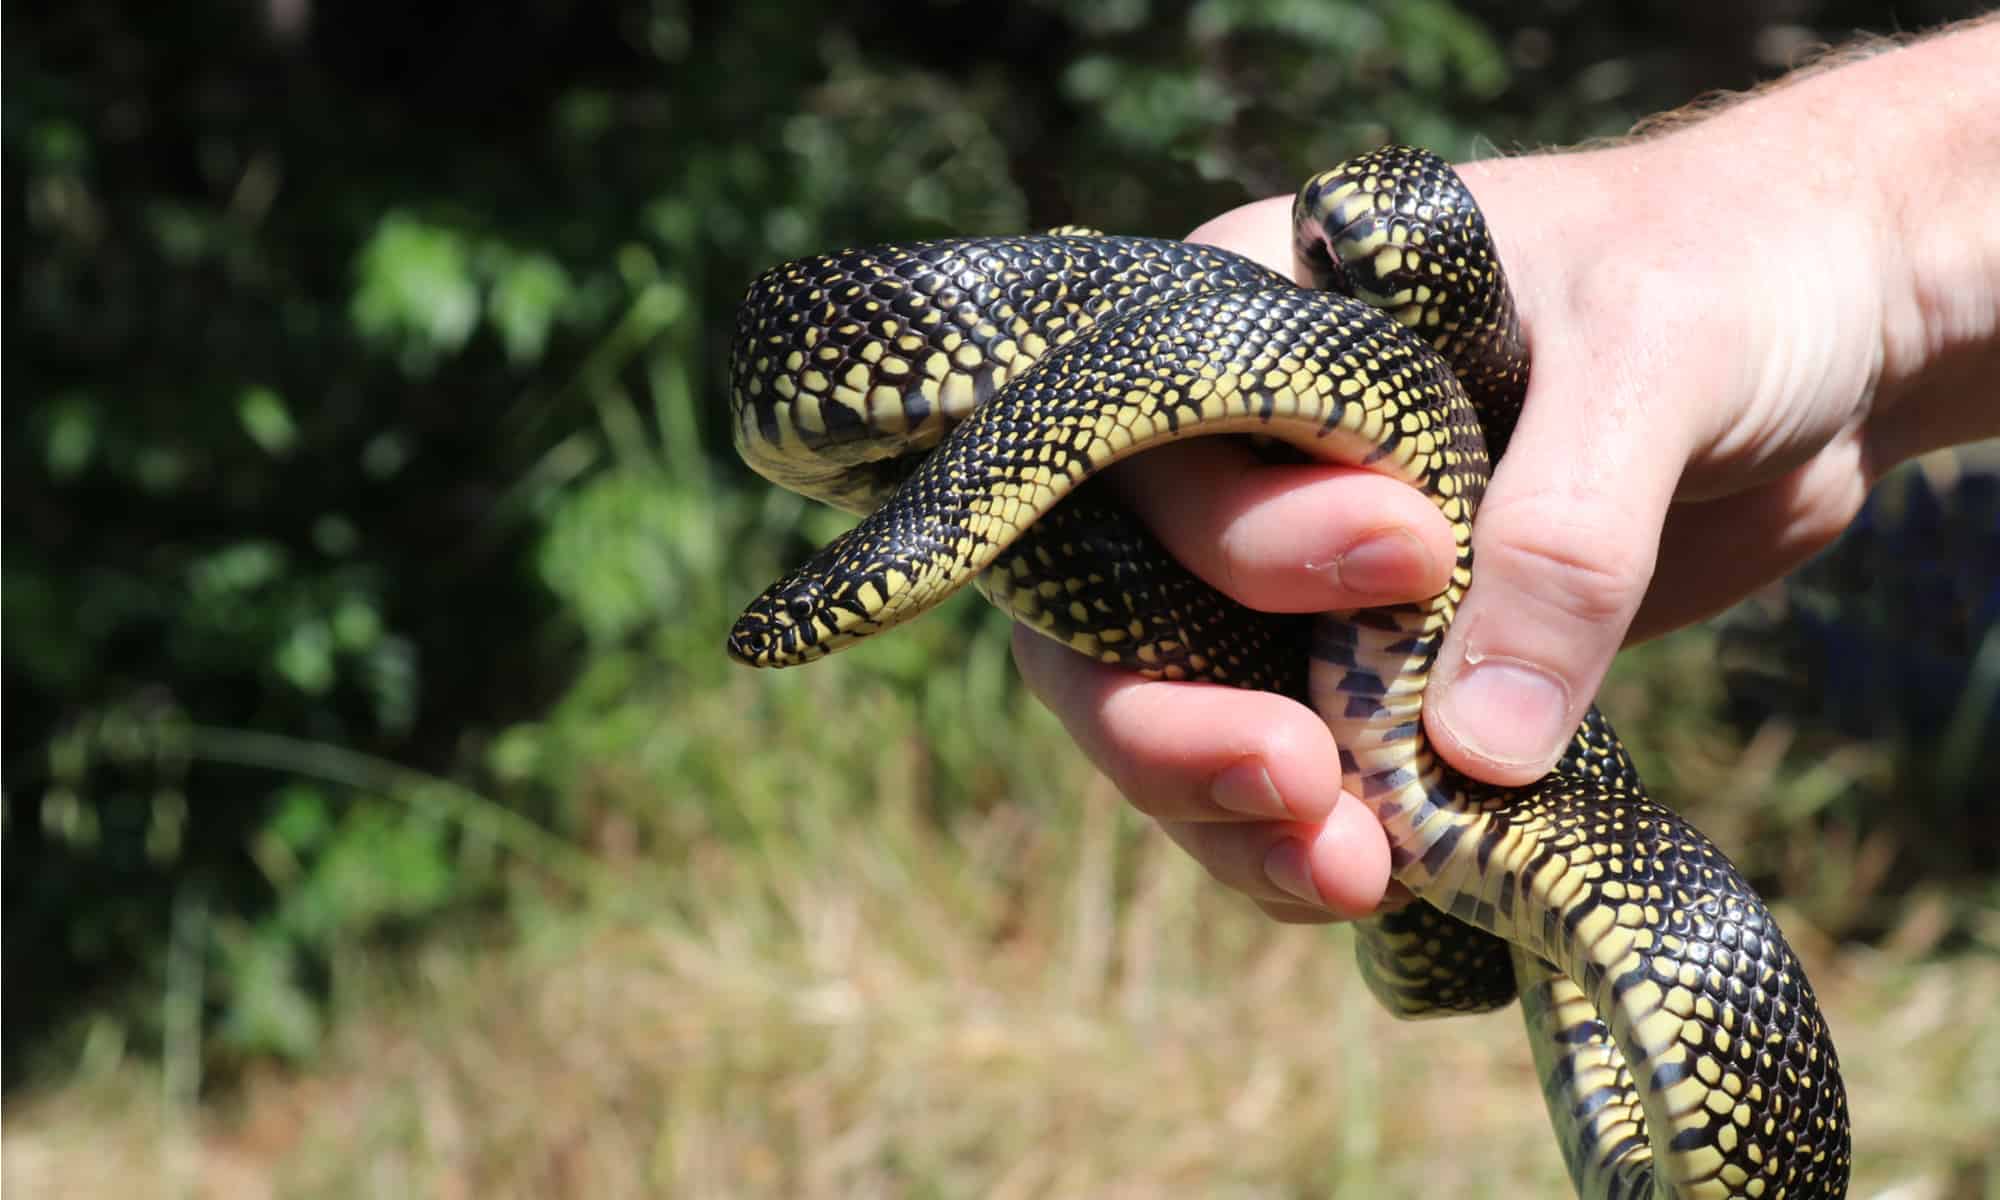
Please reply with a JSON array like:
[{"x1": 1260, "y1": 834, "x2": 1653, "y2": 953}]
[
  {"x1": 726, "y1": 578, "x2": 838, "y2": 668},
  {"x1": 730, "y1": 519, "x2": 958, "y2": 667}
]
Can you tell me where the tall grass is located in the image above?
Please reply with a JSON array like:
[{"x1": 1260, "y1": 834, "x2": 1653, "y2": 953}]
[
  {"x1": 12, "y1": 233, "x2": 1998, "y2": 1200},
  {"x1": 8, "y1": 727, "x2": 1998, "y2": 1198},
  {"x1": 9, "y1": 601, "x2": 1999, "y2": 1196}
]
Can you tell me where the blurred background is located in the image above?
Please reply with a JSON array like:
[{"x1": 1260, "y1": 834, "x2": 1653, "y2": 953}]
[{"x1": 6, "y1": 0, "x2": 1997, "y2": 1196}]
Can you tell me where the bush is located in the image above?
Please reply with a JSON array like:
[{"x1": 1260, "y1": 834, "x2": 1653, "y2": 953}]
[{"x1": 7, "y1": 0, "x2": 1983, "y2": 1081}]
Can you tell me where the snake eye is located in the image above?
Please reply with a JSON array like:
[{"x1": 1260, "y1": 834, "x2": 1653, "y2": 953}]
[{"x1": 786, "y1": 594, "x2": 815, "y2": 624}]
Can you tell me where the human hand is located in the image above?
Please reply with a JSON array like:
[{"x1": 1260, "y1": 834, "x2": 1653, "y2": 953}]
[{"x1": 1015, "y1": 19, "x2": 2000, "y2": 920}]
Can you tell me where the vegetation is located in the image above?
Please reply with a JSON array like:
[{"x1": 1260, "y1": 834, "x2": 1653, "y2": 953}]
[{"x1": 6, "y1": 1, "x2": 1995, "y2": 1195}]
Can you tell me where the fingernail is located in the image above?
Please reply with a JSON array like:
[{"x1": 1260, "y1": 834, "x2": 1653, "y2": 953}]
[
  {"x1": 1325, "y1": 529, "x2": 1432, "y2": 599},
  {"x1": 1263, "y1": 839, "x2": 1325, "y2": 907},
  {"x1": 1210, "y1": 761, "x2": 1290, "y2": 819},
  {"x1": 1436, "y1": 658, "x2": 1571, "y2": 770}
]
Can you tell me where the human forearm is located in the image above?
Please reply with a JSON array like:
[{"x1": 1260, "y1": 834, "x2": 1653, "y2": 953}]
[
  {"x1": 1853, "y1": 16, "x2": 2000, "y2": 463},
  {"x1": 1672, "y1": 16, "x2": 2000, "y2": 468}
]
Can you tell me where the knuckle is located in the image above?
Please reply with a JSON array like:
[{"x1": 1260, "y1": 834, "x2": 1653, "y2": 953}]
[
  {"x1": 1792, "y1": 459, "x2": 1870, "y2": 552},
  {"x1": 1476, "y1": 502, "x2": 1656, "y2": 628}
]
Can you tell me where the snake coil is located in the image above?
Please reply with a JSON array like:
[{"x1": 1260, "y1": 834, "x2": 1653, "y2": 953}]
[{"x1": 725, "y1": 146, "x2": 1850, "y2": 1200}]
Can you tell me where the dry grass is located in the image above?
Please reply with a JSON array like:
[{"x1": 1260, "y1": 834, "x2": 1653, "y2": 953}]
[
  {"x1": 8, "y1": 634, "x2": 1997, "y2": 1199},
  {"x1": 8, "y1": 792, "x2": 1998, "y2": 1198}
]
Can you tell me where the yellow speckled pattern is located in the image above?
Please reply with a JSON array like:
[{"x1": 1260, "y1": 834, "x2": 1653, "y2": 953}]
[
  {"x1": 726, "y1": 146, "x2": 1850, "y2": 1200},
  {"x1": 1517, "y1": 945, "x2": 1659, "y2": 1198}
]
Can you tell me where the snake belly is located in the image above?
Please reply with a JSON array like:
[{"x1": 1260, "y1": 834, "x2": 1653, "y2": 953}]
[{"x1": 725, "y1": 146, "x2": 1850, "y2": 1200}]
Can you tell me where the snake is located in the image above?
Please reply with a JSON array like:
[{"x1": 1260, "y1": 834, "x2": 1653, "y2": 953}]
[{"x1": 723, "y1": 146, "x2": 1851, "y2": 1199}]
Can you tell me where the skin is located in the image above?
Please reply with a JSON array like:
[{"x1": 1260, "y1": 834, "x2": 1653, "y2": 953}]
[{"x1": 1014, "y1": 18, "x2": 2000, "y2": 924}]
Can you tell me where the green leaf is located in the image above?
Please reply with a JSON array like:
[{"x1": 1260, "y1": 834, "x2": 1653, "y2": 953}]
[
  {"x1": 43, "y1": 394, "x2": 98, "y2": 478},
  {"x1": 215, "y1": 929, "x2": 323, "y2": 1060},
  {"x1": 237, "y1": 386, "x2": 299, "y2": 456},
  {"x1": 189, "y1": 541, "x2": 288, "y2": 599},
  {"x1": 269, "y1": 785, "x2": 334, "y2": 853},
  {"x1": 488, "y1": 252, "x2": 573, "y2": 365},
  {"x1": 275, "y1": 620, "x2": 336, "y2": 695},
  {"x1": 350, "y1": 213, "x2": 480, "y2": 372}
]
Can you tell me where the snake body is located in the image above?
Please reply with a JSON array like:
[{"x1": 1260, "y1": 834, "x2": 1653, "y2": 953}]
[{"x1": 725, "y1": 146, "x2": 1850, "y2": 1199}]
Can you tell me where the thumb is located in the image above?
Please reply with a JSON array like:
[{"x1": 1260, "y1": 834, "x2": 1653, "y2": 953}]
[{"x1": 1424, "y1": 367, "x2": 1690, "y2": 787}]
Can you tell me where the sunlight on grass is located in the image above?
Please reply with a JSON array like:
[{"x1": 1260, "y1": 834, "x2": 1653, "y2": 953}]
[{"x1": 7, "y1": 632, "x2": 1998, "y2": 1198}]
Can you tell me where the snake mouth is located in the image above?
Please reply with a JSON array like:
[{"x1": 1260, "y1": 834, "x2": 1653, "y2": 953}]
[
  {"x1": 725, "y1": 618, "x2": 780, "y2": 667},
  {"x1": 727, "y1": 606, "x2": 837, "y2": 668},
  {"x1": 729, "y1": 575, "x2": 846, "y2": 667}
]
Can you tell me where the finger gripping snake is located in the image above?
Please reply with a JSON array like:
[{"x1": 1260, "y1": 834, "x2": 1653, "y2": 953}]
[{"x1": 724, "y1": 146, "x2": 1850, "y2": 1199}]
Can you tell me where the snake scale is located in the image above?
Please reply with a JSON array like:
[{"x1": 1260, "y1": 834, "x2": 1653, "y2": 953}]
[{"x1": 724, "y1": 146, "x2": 1850, "y2": 1199}]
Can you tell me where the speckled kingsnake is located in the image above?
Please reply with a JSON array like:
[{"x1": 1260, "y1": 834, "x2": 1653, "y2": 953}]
[{"x1": 724, "y1": 146, "x2": 1851, "y2": 1199}]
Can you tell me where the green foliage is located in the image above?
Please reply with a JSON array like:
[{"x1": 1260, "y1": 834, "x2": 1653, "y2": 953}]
[
  {"x1": 6, "y1": 0, "x2": 1988, "y2": 1087},
  {"x1": 218, "y1": 786, "x2": 458, "y2": 1058}
]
